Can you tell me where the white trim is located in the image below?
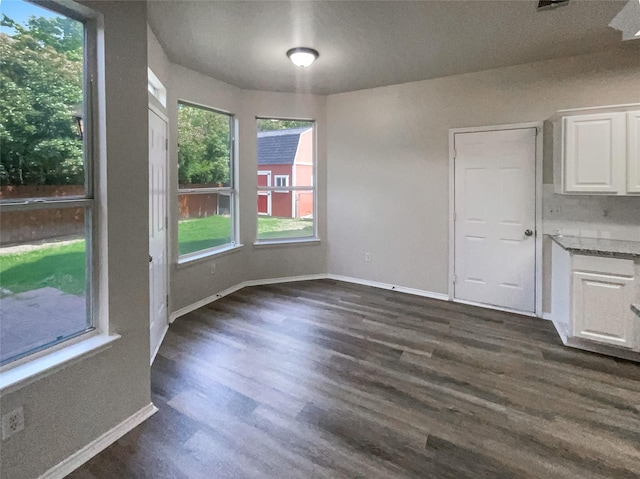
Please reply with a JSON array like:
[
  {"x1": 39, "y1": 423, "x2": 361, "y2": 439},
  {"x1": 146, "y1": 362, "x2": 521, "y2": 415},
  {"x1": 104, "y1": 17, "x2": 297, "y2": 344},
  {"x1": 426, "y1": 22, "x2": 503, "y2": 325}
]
[
  {"x1": 147, "y1": 67, "x2": 166, "y2": 107},
  {"x1": 177, "y1": 243, "x2": 244, "y2": 267},
  {"x1": 169, "y1": 274, "x2": 327, "y2": 322},
  {"x1": 326, "y1": 274, "x2": 450, "y2": 301},
  {"x1": 0, "y1": 334, "x2": 120, "y2": 396},
  {"x1": 150, "y1": 324, "x2": 168, "y2": 365},
  {"x1": 448, "y1": 122, "x2": 543, "y2": 318},
  {"x1": 254, "y1": 237, "x2": 321, "y2": 247},
  {"x1": 453, "y1": 298, "x2": 538, "y2": 318},
  {"x1": 38, "y1": 403, "x2": 158, "y2": 479}
]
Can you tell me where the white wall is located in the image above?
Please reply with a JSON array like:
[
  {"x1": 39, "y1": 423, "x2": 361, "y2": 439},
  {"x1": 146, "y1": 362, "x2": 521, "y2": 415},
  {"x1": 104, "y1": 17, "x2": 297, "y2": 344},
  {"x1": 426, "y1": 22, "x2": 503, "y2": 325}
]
[
  {"x1": 0, "y1": 3, "x2": 151, "y2": 478},
  {"x1": 167, "y1": 65, "x2": 328, "y2": 313},
  {"x1": 326, "y1": 48, "x2": 640, "y2": 296}
]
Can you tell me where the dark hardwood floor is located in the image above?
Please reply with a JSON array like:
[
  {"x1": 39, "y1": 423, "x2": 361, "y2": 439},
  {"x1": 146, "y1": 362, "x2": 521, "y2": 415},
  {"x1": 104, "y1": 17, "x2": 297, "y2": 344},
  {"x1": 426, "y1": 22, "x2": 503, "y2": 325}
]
[{"x1": 69, "y1": 279, "x2": 640, "y2": 479}]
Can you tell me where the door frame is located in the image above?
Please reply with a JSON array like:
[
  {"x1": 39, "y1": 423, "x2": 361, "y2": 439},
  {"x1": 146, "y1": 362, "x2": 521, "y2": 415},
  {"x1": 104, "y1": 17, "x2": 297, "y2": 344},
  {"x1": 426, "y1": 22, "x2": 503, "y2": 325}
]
[
  {"x1": 148, "y1": 102, "x2": 170, "y2": 364},
  {"x1": 258, "y1": 170, "x2": 272, "y2": 216},
  {"x1": 448, "y1": 122, "x2": 543, "y2": 317}
]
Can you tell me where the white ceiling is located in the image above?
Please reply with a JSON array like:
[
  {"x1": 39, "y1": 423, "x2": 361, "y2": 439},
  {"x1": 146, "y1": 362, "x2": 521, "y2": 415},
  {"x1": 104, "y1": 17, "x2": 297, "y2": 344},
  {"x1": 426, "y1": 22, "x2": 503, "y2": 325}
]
[{"x1": 147, "y1": 0, "x2": 637, "y2": 95}]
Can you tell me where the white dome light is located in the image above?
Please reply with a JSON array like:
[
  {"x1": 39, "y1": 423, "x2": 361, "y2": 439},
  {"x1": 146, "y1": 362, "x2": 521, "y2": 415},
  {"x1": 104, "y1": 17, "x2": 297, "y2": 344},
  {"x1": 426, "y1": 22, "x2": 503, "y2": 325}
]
[{"x1": 286, "y1": 47, "x2": 319, "y2": 68}]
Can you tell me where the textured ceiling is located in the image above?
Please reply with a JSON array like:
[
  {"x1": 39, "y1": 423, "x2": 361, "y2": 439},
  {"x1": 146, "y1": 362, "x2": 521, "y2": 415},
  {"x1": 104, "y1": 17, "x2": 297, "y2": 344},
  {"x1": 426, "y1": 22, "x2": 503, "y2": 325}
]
[{"x1": 147, "y1": 0, "x2": 637, "y2": 95}]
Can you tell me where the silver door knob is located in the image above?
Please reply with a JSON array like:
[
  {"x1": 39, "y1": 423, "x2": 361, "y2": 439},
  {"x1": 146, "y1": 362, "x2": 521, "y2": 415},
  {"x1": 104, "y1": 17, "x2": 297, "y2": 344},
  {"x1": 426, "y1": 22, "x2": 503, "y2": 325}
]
[{"x1": 524, "y1": 229, "x2": 533, "y2": 237}]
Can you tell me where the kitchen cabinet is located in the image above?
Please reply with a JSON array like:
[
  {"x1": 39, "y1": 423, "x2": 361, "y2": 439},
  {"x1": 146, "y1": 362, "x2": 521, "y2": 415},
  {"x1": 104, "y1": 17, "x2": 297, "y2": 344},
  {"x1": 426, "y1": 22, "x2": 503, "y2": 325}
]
[
  {"x1": 553, "y1": 105, "x2": 640, "y2": 195},
  {"x1": 550, "y1": 236, "x2": 640, "y2": 360}
]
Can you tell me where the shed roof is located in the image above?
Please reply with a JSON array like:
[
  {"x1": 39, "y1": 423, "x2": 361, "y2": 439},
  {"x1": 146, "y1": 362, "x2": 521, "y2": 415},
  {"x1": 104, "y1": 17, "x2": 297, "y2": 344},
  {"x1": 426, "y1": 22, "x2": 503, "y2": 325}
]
[{"x1": 257, "y1": 127, "x2": 311, "y2": 165}]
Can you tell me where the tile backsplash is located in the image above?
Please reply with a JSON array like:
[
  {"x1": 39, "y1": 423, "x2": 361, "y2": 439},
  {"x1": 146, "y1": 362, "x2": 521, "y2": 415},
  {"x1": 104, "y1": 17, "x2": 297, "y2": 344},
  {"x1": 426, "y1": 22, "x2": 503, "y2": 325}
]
[{"x1": 542, "y1": 185, "x2": 640, "y2": 241}]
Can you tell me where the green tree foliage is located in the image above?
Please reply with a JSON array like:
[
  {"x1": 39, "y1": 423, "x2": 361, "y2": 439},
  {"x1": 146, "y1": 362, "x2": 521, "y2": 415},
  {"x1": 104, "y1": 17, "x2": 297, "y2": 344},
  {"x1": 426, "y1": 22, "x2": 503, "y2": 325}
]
[
  {"x1": 0, "y1": 14, "x2": 83, "y2": 186},
  {"x1": 257, "y1": 119, "x2": 311, "y2": 132},
  {"x1": 178, "y1": 104, "x2": 231, "y2": 186}
]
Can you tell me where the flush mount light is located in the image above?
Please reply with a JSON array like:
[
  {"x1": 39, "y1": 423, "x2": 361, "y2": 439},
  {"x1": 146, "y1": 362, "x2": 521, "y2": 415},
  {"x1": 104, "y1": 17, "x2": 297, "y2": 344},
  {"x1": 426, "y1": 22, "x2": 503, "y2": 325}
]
[{"x1": 286, "y1": 47, "x2": 319, "y2": 68}]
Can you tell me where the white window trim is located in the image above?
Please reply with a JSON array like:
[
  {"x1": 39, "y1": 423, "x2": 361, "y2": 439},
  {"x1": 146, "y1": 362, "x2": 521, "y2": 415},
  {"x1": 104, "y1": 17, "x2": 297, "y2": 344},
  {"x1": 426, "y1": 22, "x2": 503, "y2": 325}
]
[
  {"x1": 255, "y1": 120, "x2": 318, "y2": 243},
  {"x1": 147, "y1": 68, "x2": 166, "y2": 107},
  {"x1": 176, "y1": 102, "x2": 237, "y2": 262},
  {"x1": 274, "y1": 174, "x2": 290, "y2": 192},
  {"x1": 0, "y1": 3, "x2": 115, "y2": 383}
]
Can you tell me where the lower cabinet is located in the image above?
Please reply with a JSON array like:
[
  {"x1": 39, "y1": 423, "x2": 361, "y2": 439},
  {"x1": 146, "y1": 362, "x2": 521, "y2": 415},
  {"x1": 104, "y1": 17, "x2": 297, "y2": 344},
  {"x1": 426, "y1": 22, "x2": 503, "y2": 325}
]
[{"x1": 551, "y1": 242, "x2": 639, "y2": 355}]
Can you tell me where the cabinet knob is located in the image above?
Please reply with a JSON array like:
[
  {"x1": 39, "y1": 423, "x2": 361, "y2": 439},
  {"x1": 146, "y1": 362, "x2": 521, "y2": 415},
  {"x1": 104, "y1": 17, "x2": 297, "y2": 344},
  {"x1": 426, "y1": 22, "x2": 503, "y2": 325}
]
[{"x1": 525, "y1": 229, "x2": 533, "y2": 237}]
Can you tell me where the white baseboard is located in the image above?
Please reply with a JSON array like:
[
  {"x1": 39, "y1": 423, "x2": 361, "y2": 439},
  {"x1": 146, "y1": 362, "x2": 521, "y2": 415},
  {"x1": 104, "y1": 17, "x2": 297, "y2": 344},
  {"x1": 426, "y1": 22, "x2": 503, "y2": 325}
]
[
  {"x1": 169, "y1": 274, "x2": 329, "y2": 322},
  {"x1": 39, "y1": 403, "x2": 158, "y2": 479},
  {"x1": 326, "y1": 274, "x2": 449, "y2": 301}
]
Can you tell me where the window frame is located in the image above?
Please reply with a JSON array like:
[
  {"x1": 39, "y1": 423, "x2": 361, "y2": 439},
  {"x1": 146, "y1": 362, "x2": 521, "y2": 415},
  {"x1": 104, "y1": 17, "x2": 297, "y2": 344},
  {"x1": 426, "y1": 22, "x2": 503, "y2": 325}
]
[
  {"x1": 0, "y1": 2, "x2": 102, "y2": 370},
  {"x1": 176, "y1": 101, "x2": 238, "y2": 263},
  {"x1": 255, "y1": 118, "x2": 318, "y2": 244},
  {"x1": 274, "y1": 174, "x2": 290, "y2": 192}
]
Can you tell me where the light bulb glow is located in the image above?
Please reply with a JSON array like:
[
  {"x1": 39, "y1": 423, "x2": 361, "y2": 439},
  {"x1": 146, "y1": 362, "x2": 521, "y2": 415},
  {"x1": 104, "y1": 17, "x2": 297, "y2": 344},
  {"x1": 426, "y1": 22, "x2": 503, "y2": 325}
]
[{"x1": 286, "y1": 47, "x2": 319, "y2": 68}]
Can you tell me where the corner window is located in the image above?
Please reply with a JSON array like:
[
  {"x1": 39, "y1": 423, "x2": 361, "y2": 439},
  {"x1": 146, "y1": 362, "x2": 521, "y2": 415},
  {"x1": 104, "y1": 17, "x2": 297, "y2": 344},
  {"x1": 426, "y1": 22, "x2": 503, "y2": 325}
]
[
  {"x1": 0, "y1": 2, "x2": 96, "y2": 365},
  {"x1": 178, "y1": 102, "x2": 235, "y2": 258},
  {"x1": 256, "y1": 119, "x2": 316, "y2": 242}
]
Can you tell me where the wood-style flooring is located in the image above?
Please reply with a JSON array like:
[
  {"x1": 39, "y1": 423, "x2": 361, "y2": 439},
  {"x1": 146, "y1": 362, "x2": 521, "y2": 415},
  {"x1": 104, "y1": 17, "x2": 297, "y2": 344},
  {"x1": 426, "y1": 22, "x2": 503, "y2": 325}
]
[{"x1": 69, "y1": 279, "x2": 640, "y2": 479}]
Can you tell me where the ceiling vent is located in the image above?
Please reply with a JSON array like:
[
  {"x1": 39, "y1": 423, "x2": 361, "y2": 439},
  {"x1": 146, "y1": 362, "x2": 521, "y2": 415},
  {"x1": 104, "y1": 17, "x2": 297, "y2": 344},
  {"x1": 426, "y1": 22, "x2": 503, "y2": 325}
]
[{"x1": 537, "y1": 0, "x2": 569, "y2": 11}]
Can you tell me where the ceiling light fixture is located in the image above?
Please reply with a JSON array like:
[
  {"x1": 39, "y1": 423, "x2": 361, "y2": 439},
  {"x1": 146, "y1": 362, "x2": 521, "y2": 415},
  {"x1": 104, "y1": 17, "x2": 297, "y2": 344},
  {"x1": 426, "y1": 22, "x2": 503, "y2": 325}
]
[{"x1": 286, "y1": 47, "x2": 319, "y2": 68}]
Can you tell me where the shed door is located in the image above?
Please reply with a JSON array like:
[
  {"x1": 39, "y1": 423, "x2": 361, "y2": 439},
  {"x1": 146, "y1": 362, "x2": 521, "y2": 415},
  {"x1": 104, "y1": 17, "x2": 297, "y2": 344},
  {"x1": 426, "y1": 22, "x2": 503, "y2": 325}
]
[{"x1": 258, "y1": 171, "x2": 271, "y2": 215}]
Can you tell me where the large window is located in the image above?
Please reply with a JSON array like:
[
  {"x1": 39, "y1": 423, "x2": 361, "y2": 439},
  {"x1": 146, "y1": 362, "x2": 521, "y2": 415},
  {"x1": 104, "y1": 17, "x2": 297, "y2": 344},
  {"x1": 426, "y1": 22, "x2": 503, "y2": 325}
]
[
  {"x1": 256, "y1": 119, "x2": 316, "y2": 241},
  {"x1": 0, "y1": 2, "x2": 95, "y2": 365},
  {"x1": 178, "y1": 102, "x2": 235, "y2": 258}
]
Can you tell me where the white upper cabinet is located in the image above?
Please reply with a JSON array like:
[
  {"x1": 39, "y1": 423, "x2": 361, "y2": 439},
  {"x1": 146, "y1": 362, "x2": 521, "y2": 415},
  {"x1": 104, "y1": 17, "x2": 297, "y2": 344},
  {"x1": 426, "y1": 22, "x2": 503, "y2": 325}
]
[
  {"x1": 553, "y1": 105, "x2": 640, "y2": 195},
  {"x1": 627, "y1": 110, "x2": 640, "y2": 194}
]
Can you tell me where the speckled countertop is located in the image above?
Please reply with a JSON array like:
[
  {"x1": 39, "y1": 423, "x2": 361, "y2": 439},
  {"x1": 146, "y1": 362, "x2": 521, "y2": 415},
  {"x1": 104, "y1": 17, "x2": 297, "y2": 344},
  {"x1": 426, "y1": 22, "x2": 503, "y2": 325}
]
[
  {"x1": 632, "y1": 304, "x2": 640, "y2": 318},
  {"x1": 549, "y1": 235, "x2": 640, "y2": 258}
]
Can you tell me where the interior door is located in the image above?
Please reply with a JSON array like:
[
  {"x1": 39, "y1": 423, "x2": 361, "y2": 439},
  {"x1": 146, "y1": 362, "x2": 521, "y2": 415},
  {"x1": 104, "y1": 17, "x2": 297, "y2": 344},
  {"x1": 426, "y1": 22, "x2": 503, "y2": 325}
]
[
  {"x1": 149, "y1": 109, "x2": 168, "y2": 362},
  {"x1": 257, "y1": 170, "x2": 272, "y2": 215},
  {"x1": 454, "y1": 128, "x2": 536, "y2": 313}
]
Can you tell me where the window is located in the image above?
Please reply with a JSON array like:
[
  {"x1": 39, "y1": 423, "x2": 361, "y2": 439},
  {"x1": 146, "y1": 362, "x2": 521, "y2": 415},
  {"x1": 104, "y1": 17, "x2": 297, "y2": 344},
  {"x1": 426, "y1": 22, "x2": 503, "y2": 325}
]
[
  {"x1": 274, "y1": 175, "x2": 289, "y2": 191},
  {"x1": 0, "y1": 2, "x2": 96, "y2": 365},
  {"x1": 178, "y1": 102, "x2": 235, "y2": 258},
  {"x1": 256, "y1": 119, "x2": 316, "y2": 241}
]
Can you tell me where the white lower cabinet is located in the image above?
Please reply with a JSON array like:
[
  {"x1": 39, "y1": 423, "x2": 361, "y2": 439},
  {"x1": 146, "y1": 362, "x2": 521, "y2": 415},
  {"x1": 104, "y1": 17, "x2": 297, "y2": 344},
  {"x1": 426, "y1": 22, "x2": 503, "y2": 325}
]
[
  {"x1": 551, "y1": 241, "x2": 639, "y2": 355},
  {"x1": 572, "y1": 269, "x2": 635, "y2": 348}
]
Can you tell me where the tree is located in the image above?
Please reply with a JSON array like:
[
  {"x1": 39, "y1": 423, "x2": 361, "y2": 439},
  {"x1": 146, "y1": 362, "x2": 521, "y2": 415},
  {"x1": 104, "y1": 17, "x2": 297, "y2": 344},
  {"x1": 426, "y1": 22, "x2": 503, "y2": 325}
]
[
  {"x1": 178, "y1": 104, "x2": 230, "y2": 186},
  {"x1": 257, "y1": 119, "x2": 311, "y2": 132},
  {"x1": 0, "y1": 14, "x2": 83, "y2": 186}
]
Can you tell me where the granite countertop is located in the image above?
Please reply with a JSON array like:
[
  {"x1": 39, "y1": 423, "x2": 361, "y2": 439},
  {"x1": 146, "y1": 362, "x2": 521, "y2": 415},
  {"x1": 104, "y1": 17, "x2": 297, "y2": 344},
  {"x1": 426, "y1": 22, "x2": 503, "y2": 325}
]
[
  {"x1": 549, "y1": 235, "x2": 640, "y2": 258},
  {"x1": 632, "y1": 304, "x2": 640, "y2": 319}
]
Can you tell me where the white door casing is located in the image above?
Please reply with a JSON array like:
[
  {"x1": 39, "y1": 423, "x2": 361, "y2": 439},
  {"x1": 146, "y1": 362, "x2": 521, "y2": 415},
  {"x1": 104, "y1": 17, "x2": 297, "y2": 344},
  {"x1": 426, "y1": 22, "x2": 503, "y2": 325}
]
[
  {"x1": 453, "y1": 128, "x2": 537, "y2": 313},
  {"x1": 149, "y1": 109, "x2": 168, "y2": 362},
  {"x1": 258, "y1": 170, "x2": 272, "y2": 215}
]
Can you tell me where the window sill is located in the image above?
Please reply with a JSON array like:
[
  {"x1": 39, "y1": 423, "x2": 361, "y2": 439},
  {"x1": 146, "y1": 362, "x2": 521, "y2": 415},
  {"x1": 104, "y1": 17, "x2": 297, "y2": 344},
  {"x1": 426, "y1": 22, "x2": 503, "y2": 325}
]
[
  {"x1": 254, "y1": 237, "x2": 321, "y2": 248},
  {"x1": 0, "y1": 333, "x2": 120, "y2": 396},
  {"x1": 177, "y1": 243, "x2": 244, "y2": 267}
]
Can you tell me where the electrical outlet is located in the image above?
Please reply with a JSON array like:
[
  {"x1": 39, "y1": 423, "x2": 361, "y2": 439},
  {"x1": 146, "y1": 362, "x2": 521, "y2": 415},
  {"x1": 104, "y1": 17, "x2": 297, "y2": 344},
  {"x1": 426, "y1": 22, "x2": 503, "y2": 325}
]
[
  {"x1": 2, "y1": 407, "x2": 24, "y2": 440},
  {"x1": 365, "y1": 252, "x2": 371, "y2": 262},
  {"x1": 210, "y1": 263, "x2": 216, "y2": 275}
]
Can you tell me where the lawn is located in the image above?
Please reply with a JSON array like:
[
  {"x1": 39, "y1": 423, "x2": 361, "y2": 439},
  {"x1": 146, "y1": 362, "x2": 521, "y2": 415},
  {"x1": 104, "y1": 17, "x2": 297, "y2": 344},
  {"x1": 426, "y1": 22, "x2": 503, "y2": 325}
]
[{"x1": 0, "y1": 215, "x2": 314, "y2": 294}]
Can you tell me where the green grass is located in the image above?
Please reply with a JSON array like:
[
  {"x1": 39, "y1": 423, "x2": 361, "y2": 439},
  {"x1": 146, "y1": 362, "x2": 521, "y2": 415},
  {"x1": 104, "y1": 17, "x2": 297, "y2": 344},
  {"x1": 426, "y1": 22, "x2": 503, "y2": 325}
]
[
  {"x1": 0, "y1": 215, "x2": 314, "y2": 294},
  {"x1": 0, "y1": 240, "x2": 86, "y2": 295}
]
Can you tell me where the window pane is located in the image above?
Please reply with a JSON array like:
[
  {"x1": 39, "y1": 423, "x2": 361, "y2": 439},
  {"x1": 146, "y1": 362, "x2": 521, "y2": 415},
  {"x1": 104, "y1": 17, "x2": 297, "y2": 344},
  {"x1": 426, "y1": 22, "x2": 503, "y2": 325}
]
[
  {"x1": 178, "y1": 103, "x2": 232, "y2": 189},
  {"x1": 257, "y1": 119, "x2": 314, "y2": 187},
  {"x1": 257, "y1": 191, "x2": 314, "y2": 240},
  {"x1": 178, "y1": 193, "x2": 232, "y2": 255},
  {"x1": 0, "y1": 2, "x2": 86, "y2": 198},
  {"x1": 0, "y1": 207, "x2": 90, "y2": 364}
]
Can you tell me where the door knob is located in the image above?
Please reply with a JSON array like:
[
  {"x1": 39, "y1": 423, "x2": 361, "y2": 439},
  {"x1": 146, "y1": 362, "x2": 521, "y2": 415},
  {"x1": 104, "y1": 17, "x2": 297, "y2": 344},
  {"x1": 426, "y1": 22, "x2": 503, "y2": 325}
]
[{"x1": 524, "y1": 229, "x2": 533, "y2": 237}]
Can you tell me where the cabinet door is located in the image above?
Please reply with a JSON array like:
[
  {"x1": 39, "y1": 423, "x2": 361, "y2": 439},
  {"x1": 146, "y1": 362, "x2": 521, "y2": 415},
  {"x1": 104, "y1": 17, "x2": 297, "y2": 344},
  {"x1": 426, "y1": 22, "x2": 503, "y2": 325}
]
[
  {"x1": 564, "y1": 112, "x2": 625, "y2": 193},
  {"x1": 572, "y1": 271, "x2": 635, "y2": 348},
  {"x1": 627, "y1": 111, "x2": 640, "y2": 194}
]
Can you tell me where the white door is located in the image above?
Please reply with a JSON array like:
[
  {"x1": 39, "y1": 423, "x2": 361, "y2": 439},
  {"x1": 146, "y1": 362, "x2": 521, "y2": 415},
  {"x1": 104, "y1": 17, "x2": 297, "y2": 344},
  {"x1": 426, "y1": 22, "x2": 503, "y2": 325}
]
[
  {"x1": 149, "y1": 109, "x2": 168, "y2": 362},
  {"x1": 454, "y1": 128, "x2": 536, "y2": 313},
  {"x1": 564, "y1": 112, "x2": 626, "y2": 194},
  {"x1": 627, "y1": 111, "x2": 640, "y2": 194}
]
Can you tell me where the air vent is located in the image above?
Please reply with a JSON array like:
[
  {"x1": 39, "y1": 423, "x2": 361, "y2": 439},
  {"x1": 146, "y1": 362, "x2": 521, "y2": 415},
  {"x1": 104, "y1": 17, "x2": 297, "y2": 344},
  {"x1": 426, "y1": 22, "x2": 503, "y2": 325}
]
[{"x1": 538, "y1": 0, "x2": 569, "y2": 11}]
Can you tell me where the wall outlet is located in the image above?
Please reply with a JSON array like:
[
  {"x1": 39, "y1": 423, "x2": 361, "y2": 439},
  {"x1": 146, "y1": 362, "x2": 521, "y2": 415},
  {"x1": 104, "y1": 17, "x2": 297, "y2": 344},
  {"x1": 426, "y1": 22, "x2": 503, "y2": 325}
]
[
  {"x1": 210, "y1": 263, "x2": 216, "y2": 275},
  {"x1": 2, "y1": 407, "x2": 24, "y2": 440},
  {"x1": 365, "y1": 252, "x2": 371, "y2": 262}
]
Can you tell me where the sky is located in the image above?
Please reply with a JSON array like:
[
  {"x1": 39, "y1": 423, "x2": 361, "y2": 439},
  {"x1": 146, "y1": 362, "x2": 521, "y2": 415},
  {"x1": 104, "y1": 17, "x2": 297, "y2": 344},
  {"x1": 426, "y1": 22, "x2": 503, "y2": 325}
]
[{"x1": 0, "y1": 0, "x2": 60, "y2": 35}]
